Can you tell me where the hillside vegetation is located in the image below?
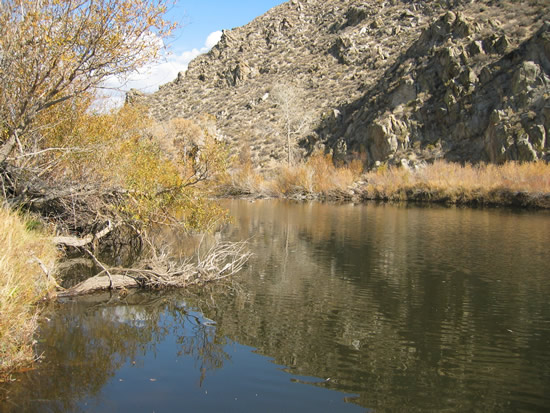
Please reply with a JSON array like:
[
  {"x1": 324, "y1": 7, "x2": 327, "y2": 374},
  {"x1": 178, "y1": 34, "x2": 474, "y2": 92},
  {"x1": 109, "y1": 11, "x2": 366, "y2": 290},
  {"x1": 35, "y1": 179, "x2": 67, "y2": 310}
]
[{"x1": 137, "y1": 0, "x2": 549, "y2": 170}]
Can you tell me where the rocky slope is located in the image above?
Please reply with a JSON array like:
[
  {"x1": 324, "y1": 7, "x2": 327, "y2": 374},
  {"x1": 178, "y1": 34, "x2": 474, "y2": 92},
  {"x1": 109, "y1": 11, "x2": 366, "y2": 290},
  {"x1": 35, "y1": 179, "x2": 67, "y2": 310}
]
[{"x1": 133, "y1": 0, "x2": 550, "y2": 169}]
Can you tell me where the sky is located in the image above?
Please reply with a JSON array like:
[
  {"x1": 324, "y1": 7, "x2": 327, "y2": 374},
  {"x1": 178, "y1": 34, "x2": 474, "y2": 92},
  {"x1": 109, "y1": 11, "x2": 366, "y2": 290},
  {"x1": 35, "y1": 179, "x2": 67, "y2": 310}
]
[{"x1": 101, "y1": 0, "x2": 286, "y2": 107}]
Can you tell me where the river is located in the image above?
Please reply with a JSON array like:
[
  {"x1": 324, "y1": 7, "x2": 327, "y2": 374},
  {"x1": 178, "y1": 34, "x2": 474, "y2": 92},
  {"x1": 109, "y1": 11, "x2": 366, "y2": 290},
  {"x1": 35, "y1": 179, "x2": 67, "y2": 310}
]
[{"x1": 1, "y1": 200, "x2": 549, "y2": 412}]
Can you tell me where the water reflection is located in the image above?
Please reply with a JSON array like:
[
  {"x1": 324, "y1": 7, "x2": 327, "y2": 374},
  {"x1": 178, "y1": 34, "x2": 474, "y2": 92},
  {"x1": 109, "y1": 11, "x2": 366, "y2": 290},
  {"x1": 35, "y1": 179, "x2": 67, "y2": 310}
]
[
  {"x1": 0, "y1": 293, "x2": 230, "y2": 413},
  {"x1": 1, "y1": 200, "x2": 549, "y2": 412},
  {"x1": 208, "y1": 200, "x2": 550, "y2": 412}
]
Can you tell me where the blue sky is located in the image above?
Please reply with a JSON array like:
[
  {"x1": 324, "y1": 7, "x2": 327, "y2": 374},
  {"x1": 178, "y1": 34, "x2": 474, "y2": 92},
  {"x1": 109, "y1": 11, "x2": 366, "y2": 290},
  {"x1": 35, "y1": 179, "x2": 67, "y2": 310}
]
[
  {"x1": 101, "y1": 0, "x2": 286, "y2": 107},
  {"x1": 168, "y1": 0, "x2": 286, "y2": 53}
]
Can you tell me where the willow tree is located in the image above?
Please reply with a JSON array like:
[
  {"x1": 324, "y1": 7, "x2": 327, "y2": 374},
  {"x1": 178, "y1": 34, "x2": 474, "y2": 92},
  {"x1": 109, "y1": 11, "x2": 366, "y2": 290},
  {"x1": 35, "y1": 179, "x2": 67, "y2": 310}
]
[{"x1": 0, "y1": 0, "x2": 174, "y2": 163}]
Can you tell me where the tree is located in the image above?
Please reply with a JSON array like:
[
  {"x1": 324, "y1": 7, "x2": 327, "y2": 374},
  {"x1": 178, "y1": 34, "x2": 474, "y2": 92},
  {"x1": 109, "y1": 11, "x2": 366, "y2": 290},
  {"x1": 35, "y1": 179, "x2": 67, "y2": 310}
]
[
  {"x1": 0, "y1": 0, "x2": 174, "y2": 163},
  {"x1": 271, "y1": 83, "x2": 312, "y2": 165}
]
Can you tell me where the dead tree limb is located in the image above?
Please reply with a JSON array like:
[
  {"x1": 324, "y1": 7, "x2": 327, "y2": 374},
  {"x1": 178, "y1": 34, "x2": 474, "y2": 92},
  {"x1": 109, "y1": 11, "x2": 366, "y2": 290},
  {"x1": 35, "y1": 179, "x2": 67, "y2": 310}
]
[
  {"x1": 84, "y1": 248, "x2": 114, "y2": 290},
  {"x1": 32, "y1": 255, "x2": 63, "y2": 290},
  {"x1": 57, "y1": 240, "x2": 252, "y2": 298},
  {"x1": 53, "y1": 220, "x2": 116, "y2": 248}
]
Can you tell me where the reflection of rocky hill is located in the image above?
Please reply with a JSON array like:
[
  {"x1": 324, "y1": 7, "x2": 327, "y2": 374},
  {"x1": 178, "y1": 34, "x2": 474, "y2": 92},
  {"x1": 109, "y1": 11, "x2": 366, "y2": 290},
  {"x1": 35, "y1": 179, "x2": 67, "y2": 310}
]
[
  {"x1": 135, "y1": 0, "x2": 549, "y2": 168},
  {"x1": 201, "y1": 200, "x2": 550, "y2": 411}
]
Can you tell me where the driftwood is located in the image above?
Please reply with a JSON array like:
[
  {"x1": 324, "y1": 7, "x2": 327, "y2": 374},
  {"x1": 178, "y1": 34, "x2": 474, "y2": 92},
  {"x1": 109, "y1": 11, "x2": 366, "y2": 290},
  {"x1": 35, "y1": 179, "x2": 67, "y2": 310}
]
[
  {"x1": 58, "y1": 274, "x2": 139, "y2": 296},
  {"x1": 53, "y1": 220, "x2": 117, "y2": 247},
  {"x1": 57, "y1": 241, "x2": 251, "y2": 298},
  {"x1": 2, "y1": 163, "x2": 252, "y2": 299}
]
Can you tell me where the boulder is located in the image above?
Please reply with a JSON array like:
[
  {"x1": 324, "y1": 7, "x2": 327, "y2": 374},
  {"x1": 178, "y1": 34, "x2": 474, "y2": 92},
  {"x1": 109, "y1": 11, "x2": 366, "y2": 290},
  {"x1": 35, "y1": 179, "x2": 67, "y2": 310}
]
[
  {"x1": 366, "y1": 115, "x2": 409, "y2": 163},
  {"x1": 511, "y1": 61, "x2": 541, "y2": 95},
  {"x1": 333, "y1": 139, "x2": 348, "y2": 162},
  {"x1": 494, "y1": 35, "x2": 510, "y2": 54},
  {"x1": 484, "y1": 110, "x2": 514, "y2": 163},
  {"x1": 483, "y1": 34, "x2": 510, "y2": 55},
  {"x1": 527, "y1": 124, "x2": 546, "y2": 149},
  {"x1": 345, "y1": 6, "x2": 370, "y2": 27},
  {"x1": 437, "y1": 47, "x2": 462, "y2": 82},
  {"x1": 330, "y1": 35, "x2": 358, "y2": 64},
  {"x1": 516, "y1": 132, "x2": 538, "y2": 161},
  {"x1": 459, "y1": 67, "x2": 478, "y2": 87},
  {"x1": 467, "y1": 40, "x2": 484, "y2": 57},
  {"x1": 390, "y1": 77, "x2": 417, "y2": 108},
  {"x1": 453, "y1": 12, "x2": 472, "y2": 38},
  {"x1": 234, "y1": 62, "x2": 252, "y2": 83},
  {"x1": 125, "y1": 89, "x2": 144, "y2": 105}
]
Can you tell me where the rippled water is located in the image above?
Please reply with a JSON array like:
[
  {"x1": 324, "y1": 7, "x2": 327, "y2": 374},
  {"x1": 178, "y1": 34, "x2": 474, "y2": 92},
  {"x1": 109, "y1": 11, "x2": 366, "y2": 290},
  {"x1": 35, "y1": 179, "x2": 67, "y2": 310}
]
[{"x1": 1, "y1": 200, "x2": 549, "y2": 412}]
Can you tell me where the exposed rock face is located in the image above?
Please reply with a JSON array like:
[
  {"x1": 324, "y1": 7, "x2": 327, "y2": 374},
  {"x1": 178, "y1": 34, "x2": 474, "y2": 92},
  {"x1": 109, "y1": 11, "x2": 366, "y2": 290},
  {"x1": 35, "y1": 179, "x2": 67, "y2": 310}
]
[{"x1": 135, "y1": 0, "x2": 550, "y2": 168}]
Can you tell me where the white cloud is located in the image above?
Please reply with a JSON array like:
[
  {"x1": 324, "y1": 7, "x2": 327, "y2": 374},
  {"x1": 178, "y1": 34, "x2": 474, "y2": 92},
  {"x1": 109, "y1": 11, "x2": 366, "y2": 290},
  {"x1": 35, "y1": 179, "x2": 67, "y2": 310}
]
[
  {"x1": 205, "y1": 30, "x2": 222, "y2": 49},
  {"x1": 97, "y1": 30, "x2": 223, "y2": 110}
]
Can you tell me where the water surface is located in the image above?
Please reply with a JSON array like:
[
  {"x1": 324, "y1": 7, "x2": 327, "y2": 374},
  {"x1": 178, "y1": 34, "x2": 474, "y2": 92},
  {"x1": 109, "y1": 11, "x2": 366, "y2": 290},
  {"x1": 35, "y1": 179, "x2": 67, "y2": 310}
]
[{"x1": 1, "y1": 200, "x2": 549, "y2": 412}]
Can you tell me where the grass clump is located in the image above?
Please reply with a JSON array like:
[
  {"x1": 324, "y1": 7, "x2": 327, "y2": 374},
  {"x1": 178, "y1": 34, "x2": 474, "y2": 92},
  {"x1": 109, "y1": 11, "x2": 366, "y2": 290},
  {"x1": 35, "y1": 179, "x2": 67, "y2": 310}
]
[
  {"x1": 0, "y1": 208, "x2": 58, "y2": 380},
  {"x1": 219, "y1": 160, "x2": 269, "y2": 196},
  {"x1": 218, "y1": 153, "x2": 363, "y2": 199},
  {"x1": 363, "y1": 160, "x2": 550, "y2": 207},
  {"x1": 219, "y1": 156, "x2": 550, "y2": 208},
  {"x1": 274, "y1": 154, "x2": 362, "y2": 197}
]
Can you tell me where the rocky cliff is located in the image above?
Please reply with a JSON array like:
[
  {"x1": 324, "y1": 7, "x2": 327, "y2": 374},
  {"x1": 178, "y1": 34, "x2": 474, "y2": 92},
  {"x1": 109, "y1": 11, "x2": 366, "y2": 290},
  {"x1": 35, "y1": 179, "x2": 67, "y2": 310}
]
[{"x1": 133, "y1": 0, "x2": 550, "y2": 169}]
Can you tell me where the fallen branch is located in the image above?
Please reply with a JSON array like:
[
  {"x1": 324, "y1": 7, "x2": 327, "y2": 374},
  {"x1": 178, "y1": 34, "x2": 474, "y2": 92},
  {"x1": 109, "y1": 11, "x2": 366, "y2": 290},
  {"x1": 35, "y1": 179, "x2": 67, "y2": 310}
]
[
  {"x1": 32, "y1": 255, "x2": 63, "y2": 290},
  {"x1": 57, "y1": 240, "x2": 252, "y2": 298},
  {"x1": 57, "y1": 274, "x2": 140, "y2": 296},
  {"x1": 84, "y1": 248, "x2": 113, "y2": 290},
  {"x1": 53, "y1": 220, "x2": 116, "y2": 248}
]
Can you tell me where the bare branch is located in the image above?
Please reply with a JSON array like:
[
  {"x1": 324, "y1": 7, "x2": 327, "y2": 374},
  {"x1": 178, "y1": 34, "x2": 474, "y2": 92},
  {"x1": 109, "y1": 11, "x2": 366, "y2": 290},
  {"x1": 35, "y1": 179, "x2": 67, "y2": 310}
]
[
  {"x1": 14, "y1": 147, "x2": 92, "y2": 159},
  {"x1": 84, "y1": 248, "x2": 114, "y2": 290},
  {"x1": 32, "y1": 255, "x2": 63, "y2": 290},
  {"x1": 58, "y1": 240, "x2": 252, "y2": 297}
]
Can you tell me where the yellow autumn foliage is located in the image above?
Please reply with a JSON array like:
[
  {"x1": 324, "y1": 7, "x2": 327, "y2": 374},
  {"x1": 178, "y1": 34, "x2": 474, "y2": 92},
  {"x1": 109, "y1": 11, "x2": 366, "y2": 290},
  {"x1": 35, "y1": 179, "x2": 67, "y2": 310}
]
[
  {"x1": 33, "y1": 97, "x2": 229, "y2": 231},
  {"x1": 1, "y1": 0, "x2": 175, "y2": 163}
]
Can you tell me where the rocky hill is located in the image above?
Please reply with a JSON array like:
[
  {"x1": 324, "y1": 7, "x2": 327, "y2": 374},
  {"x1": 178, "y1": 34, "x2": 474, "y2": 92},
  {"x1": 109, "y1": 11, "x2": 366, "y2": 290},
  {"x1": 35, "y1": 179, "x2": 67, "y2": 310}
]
[{"x1": 132, "y1": 0, "x2": 550, "y2": 170}]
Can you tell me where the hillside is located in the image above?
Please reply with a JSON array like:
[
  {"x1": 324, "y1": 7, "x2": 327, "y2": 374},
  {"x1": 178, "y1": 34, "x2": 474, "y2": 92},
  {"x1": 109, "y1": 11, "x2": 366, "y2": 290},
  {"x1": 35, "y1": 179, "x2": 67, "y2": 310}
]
[{"x1": 133, "y1": 0, "x2": 550, "y2": 170}]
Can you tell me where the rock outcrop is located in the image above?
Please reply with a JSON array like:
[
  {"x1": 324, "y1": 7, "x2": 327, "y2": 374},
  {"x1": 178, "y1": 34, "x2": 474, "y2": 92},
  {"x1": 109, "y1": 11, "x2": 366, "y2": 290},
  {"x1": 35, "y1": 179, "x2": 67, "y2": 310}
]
[{"x1": 134, "y1": 0, "x2": 550, "y2": 169}]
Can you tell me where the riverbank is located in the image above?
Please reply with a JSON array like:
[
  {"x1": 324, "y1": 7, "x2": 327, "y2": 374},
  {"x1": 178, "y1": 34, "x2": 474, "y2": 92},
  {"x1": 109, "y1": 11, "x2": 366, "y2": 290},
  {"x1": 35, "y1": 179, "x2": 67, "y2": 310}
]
[
  {"x1": 0, "y1": 208, "x2": 58, "y2": 381},
  {"x1": 2, "y1": 157, "x2": 548, "y2": 380},
  {"x1": 217, "y1": 158, "x2": 550, "y2": 209}
]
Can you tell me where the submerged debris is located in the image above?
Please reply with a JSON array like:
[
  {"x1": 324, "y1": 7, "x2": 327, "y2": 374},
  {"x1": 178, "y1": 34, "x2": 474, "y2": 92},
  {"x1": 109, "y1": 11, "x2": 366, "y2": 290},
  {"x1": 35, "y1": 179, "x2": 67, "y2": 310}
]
[{"x1": 58, "y1": 241, "x2": 251, "y2": 297}]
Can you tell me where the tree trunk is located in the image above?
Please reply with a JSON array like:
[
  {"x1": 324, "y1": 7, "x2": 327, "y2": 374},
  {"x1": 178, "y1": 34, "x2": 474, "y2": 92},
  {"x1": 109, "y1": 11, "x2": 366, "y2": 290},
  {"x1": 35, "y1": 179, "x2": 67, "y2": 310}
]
[
  {"x1": 0, "y1": 134, "x2": 17, "y2": 164},
  {"x1": 287, "y1": 122, "x2": 292, "y2": 166}
]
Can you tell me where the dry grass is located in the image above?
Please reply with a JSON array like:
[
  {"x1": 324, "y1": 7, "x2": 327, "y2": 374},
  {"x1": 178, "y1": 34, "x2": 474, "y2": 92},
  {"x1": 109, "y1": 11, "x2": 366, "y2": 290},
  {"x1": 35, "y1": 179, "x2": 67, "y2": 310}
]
[
  {"x1": 219, "y1": 157, "x2": 550, "y2": 208},
  {"x1": 274, "y1": 154, "x2": 362, "y2": 197},
  {"x1": 218, "y1": 160, "x2": 271, "y2": 196},
  {"x1": 0, "y1": 208, "x2": 58, "y2": 380},
  {"x1": 363, "y1": 161, "x2": 550, "y2": 207},
  {"x1": 217, "y1": 153, "x2": 363, "y2": 199}
]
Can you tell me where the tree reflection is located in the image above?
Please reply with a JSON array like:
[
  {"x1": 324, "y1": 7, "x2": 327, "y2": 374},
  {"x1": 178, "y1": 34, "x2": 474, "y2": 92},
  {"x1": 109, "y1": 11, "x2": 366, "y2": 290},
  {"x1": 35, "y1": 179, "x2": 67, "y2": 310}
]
[
  {"x1": 171, "y1": 301, "x2": 230, "y2": 388},
  {"x1": 2, "y1": 200, "x2": 549, "y2": 412},
  {"x1": 0, "y1": 292, "x2": 230, "y2": 413},
  {"x1": 201, "y1": 200, "x2": 550, "y2": 412}
]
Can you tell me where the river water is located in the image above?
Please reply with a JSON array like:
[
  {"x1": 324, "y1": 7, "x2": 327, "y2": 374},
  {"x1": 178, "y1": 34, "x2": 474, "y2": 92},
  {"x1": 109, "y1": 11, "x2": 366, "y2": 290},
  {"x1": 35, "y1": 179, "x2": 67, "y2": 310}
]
[{"x1": 1, "y1": 200, "x2": 550, "y2": 412}]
